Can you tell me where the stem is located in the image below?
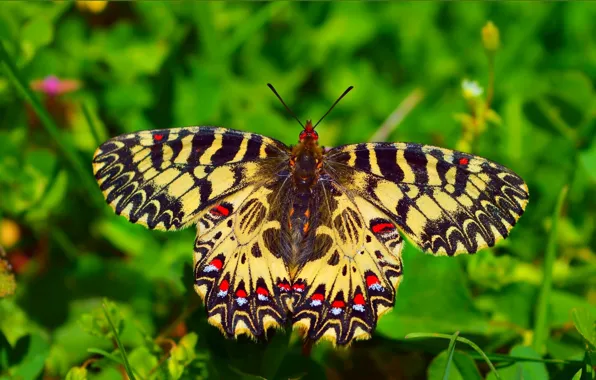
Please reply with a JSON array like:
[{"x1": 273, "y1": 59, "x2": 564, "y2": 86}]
[
  {"x1": 369, "y1": 87, "x2": 424, "y2": 142},
  {"x1": 532, "y1": 186, "x2": 568, "y2": 354},
  {"x1": 102, "y1": 302, "x2": 136, "y2": 380},
  {"x1": 405, "y1": 332, "x2": 501, "y2": 380},
  {"x1": 485, "y1": 54, "x2": 495, "y2": 110}
]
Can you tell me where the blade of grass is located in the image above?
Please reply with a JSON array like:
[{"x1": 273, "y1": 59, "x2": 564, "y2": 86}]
[
  {"x1": 406, "y1": 332, "x2": 501, "y2": 380},
  {"x1": 81, "y1": 103, "x2": 102, "y2": 148},
  {"x1": 369, "y1": 87, "x2": 424, "y2": 142},
  {"x1": 102, "y1": 301, "x2": 136, "y2": 380},
  {"x1": 468, "y1": 352, "x2": 581, "y2": 365},
  {"x1": 442, "y1": 331, "x2": 460, "y2": 380},
  {"x1": 0, "y1": 41, "x2": 103, "y2": 209},
  {"x1": 533, "y1": 185, "x2": 568, "y2": 354},
  {"x1": 405, "y1": 332, "x2": 583, "y2": 365}
]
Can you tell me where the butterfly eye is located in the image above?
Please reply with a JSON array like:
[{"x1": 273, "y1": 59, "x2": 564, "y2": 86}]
[{"x1": 299, "y1": 130, "x2": 318, "y2": 141}]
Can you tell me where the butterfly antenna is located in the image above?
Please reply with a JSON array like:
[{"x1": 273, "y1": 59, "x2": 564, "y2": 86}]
[
  {"x1": 313, "y1": 86, "x2": 354, "y2": 129},
  {"x1": 267, "y1": 83, "x2": 304, "y2": 128}
]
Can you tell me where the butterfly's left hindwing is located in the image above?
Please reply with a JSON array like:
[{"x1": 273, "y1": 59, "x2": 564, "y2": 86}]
[
  {"x1": 193, "y1": 182, "x2": 292, "y2": 338},
  {"x1": 325, "y1": 142, "x2": 529, "y2": 256},
  {"x1": 92, "y1": 127, "x2": 288, "y2": 231},
  {"x1": 291, "y1": 178, "x2": 404, "y2": 346}
]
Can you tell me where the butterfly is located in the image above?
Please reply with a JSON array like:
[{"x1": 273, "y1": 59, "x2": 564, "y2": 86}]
[{"x1": 92, "y1": 85, "x2": 529, "y2": 346}]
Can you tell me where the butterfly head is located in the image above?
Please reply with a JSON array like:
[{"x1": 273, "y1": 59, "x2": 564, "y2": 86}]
[{"x1": 299, "y1": 120, "x2": 319, "y2": 142}]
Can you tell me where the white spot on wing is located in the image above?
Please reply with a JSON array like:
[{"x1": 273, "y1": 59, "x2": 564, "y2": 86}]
[
  {"x1": 236, "y1": 297, "x2": 248, "y2": 306},
  {"x1": 203, "y1": 265, "x2": 218, "y2": 273},
  {"x1": 353, "y1": 304, "x2": 365, "y2": 312}
]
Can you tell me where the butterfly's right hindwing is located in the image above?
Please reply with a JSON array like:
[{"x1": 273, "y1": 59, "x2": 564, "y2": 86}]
[{"x1": 92, "y1": 127, "x2": 289, "y2": 231}]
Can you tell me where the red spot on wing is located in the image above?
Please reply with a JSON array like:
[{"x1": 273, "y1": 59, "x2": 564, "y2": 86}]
[
  {"x1": 278, "y1": 282, "x2": 291, "y2": 291},
  {"x1": 210, "y1": 258, "x2": 223, "y2": 271},
  {"x1": 219, "y1": 279, "x2": 229, "y2": 291},
  {"x1": 354, "y1": 293, "x2": 365, "y2": 305},
  {"x1": 210, "y1": 205, "x2": 230, "y2": 217},
  {"x1": 292, "y1": 283, "x2": 305, "y2": 292},
  {"x1": 154, "y1": 134, "x2": 164, "y2": 141},
  {"x1": 366, "y1": 274, "x2": 380, "y2": 287},
  {"x1": 331, "y1": 300, "x2": 345, "y2": 308},
  {"x1": 459, "y1": 157, "x2": 469, "y2": 165},
  {"x1": 256, "y1": 287, "x2": 269, "y2": 296},
  {"x1": 311, "y1": 293, "x2": 325, "y2": 302},
  {"x1": 236, "y1": 289, "x2": 247, "y2": 298},
  {"x1": 372, "y1": 223, "x2": 395, "y2": 234}
]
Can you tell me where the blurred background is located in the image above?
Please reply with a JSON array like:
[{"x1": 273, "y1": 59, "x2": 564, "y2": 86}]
[{"x1": 0, "y1": 2, "x2": 595, "y2": 379}]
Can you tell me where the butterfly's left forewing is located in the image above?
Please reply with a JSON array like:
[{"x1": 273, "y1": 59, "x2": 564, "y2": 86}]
[{"x1": 92, "y1": 127, "x2": 288, "y2": 231}]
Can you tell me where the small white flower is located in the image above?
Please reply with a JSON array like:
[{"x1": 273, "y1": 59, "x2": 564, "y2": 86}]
[{"x1": 462, "y1": 79, "x2": 483, "y2": 99}]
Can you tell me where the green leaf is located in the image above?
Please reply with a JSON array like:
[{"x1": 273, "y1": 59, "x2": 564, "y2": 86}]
[
  {"x1": 65, "y1": 366, "x2": 88, "y2": 380},
  {"x1": 79, "y1": 300, "x2": 124, "y2": 341},
  {"x1": 20, "y1": 16, "x2": 54, "y2": 56},
  {"x1": 167, "y1": 333, "x2": 199, "y2": 379},
  {"x1": 579, "y1": 143, "x2": 596, "y2": 182},
  {"x1": 428, "y1": 350, "x2": 482, "y2": 380},
  {"x1": 377, "y1": 245, "x2": 491, "y2": 338},
  {"x1": 486, "y1": 346, "x2": 549, "y2": 380},
  {"x1": 94, "y1": 216, "x2": 161, "y2": 258},
  {"x1": 7, "y1": 333, "x2": 51, "y2": 380},
  {"x1": 128, "y1": 346, "x2": 159, "y2": 379},
  {"x1": 571, "y1": 308, "x2": 596, "y2": 350}
]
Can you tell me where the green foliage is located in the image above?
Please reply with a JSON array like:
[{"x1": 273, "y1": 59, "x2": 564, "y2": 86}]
[
  {"x1": 428, "y1": 350, "x2": 482, "y2": 380},
  {"x1": 486, "y1": 346, "x2": 548, "y2": 380},
  {"x1": 1, "y1": 2, "x2": 595, "y2": 379}
]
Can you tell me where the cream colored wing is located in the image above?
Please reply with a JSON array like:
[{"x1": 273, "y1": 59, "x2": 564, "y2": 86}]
[
  {"x1": 92, "y1": 127, "x2": 288, "y2": 231},
  {"x1": 193, "y1": 180, "x2": 293, "y2": 338},
  {"x1": 325, "y1": 142, "x2": 529, "y2": 255}
]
